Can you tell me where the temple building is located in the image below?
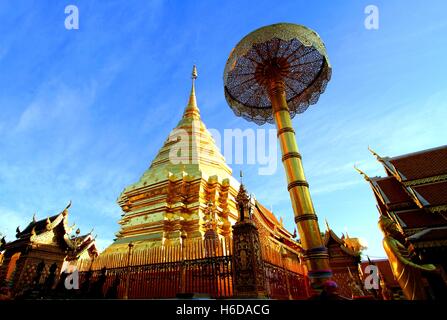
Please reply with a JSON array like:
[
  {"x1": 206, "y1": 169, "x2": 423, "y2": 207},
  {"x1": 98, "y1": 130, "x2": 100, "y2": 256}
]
[
  {"x1": 0, "y1": 203, "x2": 98, "y2": 296},
  {"x1": 323, "y1": 221, "x2": 366, "y2": 298},
  {"x1": 357, "y1": 146, "x2": 447, "y2": 299}
]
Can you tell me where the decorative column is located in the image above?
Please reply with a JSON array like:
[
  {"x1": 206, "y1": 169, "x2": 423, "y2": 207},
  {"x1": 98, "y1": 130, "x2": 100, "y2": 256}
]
[
  {"x1": 268, "y1": 80, "x2": 332, "y2": 289},
  {"x1": 232, "y1": 181, "x2": 267, "y2": 298},
  {"x1": 203, "y1": 201, "x2": 219, "y2": 257},
  {"x1": 180, "y1": 230, "x2": 187, "y2": 294},
  {"x1": 123, "y1": 242, "x2": 134, "y2": 299}
]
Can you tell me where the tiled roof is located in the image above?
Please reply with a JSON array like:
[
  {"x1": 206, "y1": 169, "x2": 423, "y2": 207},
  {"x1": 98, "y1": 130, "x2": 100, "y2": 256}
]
[
  {"x1": 408, "y1": 226, "x2": 447, "y2": 242},
  {"x1": 19, "y1": 214, "x2": 60, "y2": 238},
  {"x1": 395, "y1": 209, "x2": 446, "y2": 229},
  {"x1": 412, "y1": 181, "x2": 447, "y2": 206},
  {"x1": 388, "y1": 145, "x2": 447, "y2": 181},
  {"x1": 373, "y1": 176, "x2": 414, "y2": 206},
  {"x1": 255, "y1": 201, "x2": 281, "y2": 226}
]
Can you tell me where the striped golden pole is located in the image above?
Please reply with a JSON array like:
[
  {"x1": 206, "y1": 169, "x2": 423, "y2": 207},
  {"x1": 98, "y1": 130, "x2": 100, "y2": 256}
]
[{"x1": 268, "y1": 79, "x2": 332, "y2": 287}]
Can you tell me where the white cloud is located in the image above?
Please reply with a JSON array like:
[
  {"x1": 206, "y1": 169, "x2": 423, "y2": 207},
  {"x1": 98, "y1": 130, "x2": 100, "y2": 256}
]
[
  {"x1": 15, "y1": 81, "x2": 96, "y2": 133},
  {"x1": 311, "y1": 179, "x2": 362, "y2": 195}
]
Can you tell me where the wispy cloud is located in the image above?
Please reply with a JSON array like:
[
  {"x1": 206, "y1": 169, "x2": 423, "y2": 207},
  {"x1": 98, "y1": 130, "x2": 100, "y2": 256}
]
[{"x1": 0, "y1": 207, "x2": 28, "y2": 241}]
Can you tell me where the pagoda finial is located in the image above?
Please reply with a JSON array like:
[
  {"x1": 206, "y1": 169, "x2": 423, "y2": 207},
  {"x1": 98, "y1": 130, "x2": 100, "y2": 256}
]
[
  {"x1": 354, "y1": 165, "x2": 371, "y2": 182},
  {"x1": 62, "y1": 200, "x2": 71, "y2": 216},
  {"x1": 192, "y1": 64, "x2": 198, "y2": 80},
  {"x1": 32, "y1": 213, "x2": 37, "y2": 223},
  {"x1": 240, "y1": 170, "x2": 243, "y2": 184},
  {"x1": 183, "y1": 65, "x2": 200, "y2": 118}
]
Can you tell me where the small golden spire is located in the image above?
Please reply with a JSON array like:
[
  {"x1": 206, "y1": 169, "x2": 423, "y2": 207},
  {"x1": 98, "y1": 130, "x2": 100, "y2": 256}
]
[
  {"x1": 183, "y1": 65, "x2": 200, "y2": 118},
  {"x1": 192, "y1": 65, "x2": 198, "y2": 80}
]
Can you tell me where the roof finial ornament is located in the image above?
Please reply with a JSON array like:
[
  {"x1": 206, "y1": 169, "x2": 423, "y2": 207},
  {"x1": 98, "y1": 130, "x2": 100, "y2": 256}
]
[
  {"x1": 368, "y1": 146, "x2": 383, "y2": 162},
  {"x1": 192, "y1": 64, "x2": 198, "y2": 81},
  {"x1": 62, "y1": 200, "x2": 72, "y2": 216},
  {"x1": 325, "y1": 218, "x2": 331, "y2": 232},
  {"x1": 239, "y1": 170, "x2": 243, "y2": 184},
  {"x1": 354, "y1": 165, "x2": 371, "y2": 182},
  {"x1": 32, "y1": 213, "x2": 37, "y2": 223}
]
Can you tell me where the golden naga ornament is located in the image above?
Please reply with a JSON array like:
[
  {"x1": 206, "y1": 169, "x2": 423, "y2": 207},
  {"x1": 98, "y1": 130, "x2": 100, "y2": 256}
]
[{"x1": 223, "y1": 22, "x2": 332, "y2": 289}]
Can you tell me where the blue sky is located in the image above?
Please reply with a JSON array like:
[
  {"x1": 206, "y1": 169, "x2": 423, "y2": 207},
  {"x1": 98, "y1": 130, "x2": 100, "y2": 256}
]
[{"x1": 0, "y1": 1, "x2": 446, "y2": 259}]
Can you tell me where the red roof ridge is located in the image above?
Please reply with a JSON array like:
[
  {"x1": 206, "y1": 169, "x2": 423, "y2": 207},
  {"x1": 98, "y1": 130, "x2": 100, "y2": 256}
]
[{"x1": 388, "y1": 145, "x2": 447, "y2": 161}]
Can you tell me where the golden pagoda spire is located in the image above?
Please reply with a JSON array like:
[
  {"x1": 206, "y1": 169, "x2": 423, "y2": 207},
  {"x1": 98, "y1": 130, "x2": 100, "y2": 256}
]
[{"x1": 183, "y1": 65, "x2": 200, "y2": 118}]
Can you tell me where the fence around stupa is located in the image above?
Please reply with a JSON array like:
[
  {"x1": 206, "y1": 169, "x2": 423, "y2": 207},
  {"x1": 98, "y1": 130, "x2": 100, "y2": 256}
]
[{"x1": 76, "y1": 238, "x2": 309, "y2": 299}]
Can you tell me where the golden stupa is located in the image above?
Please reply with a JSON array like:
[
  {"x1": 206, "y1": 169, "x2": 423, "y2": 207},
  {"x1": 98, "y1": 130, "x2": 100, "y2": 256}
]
[{"x1": 103, "y1": 66, "x2": 300, "y2": 255}]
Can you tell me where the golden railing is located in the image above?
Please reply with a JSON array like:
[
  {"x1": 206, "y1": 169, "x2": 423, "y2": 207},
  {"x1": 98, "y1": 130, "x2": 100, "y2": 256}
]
[{"x1": 74, "y1": 238, "x2": 309, "y2": 299}]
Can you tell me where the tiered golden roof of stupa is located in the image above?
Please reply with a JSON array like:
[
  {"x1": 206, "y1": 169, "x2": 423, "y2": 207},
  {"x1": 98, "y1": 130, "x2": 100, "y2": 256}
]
[{"x1": 103, "y1": 66, "x2": 299, "y2": 255}]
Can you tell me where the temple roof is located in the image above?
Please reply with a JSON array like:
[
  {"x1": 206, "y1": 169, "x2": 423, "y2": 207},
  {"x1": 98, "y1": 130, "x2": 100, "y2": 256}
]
[
  {"x1": 412, "y1": 181, "x2": 447, "y2": 207},
  {"x1": 395, "y1": 208, "x2": 446, "y2": 229},
  {"x1": 385, "y1": 145, "x2": 447, "y2": 181},
  {"x1": 67, "y1": 233, "x2": 99, "y2": 260},
  {"x1": 357, "y1": 145, "x2": 447, "y2": 252},
  {"x1": 5, "y1": 202, "x2": 98, "y2": 257},
  {"x1": 18, "y1": 214, "x2": 60, "y2": 238},
  {"x1": 323, "y1": 223, "x2": 363, "y2": 257},
  {"x1": 255, "y1": 202, "x2": 281, "y2": 228},
  {"x1": 369, "y1": 176, "x2": 415, "y2": 208},
  {"x1": 16, "y1": 203, "x2": 73, "y2": 240}
]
